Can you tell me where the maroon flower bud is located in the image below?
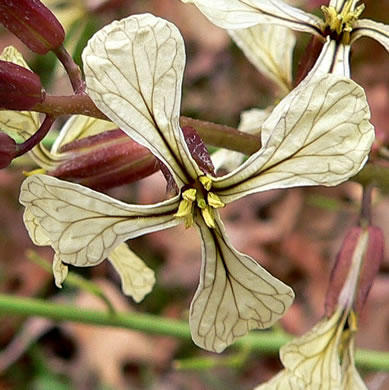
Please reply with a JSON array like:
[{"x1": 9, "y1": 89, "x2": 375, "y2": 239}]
[
  {"x1": 325, "y1": 225, "x2": 384, "y2": 316},
  {"x1": 50, "y1": 130, "x2": 159, "y2": 190},
  {"x1": 0, "y1": 132, "x2": 17, "y2": 168},
  {"x1": 0, "y1": 60, "x2": 44, "y2": 110},
  {"x1": 0, "y1": 0, "x2": 65, "y2": 55},
  {"x1": 354, "y1": 226, "x2": 384, "y2": 314}
]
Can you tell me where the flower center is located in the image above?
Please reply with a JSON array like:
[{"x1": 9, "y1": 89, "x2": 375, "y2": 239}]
[
  {"x1": 174, "y1": 175, "x2": 225, "y2": 229},
  {"x1": 321, "y1": 0, "x2": 365, "y2": 44}
]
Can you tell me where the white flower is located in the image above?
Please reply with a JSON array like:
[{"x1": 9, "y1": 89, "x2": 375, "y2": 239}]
[
  {"x1": 20, "y1": 14, "x2": 374, "y2": 352},
  {"x1": 182, "y1": 0, "x2": 389, "y2": 79},
  {"x1": 255, "y1": 309, "x2": 366, "y2": 390},
  {"x1": 255, "y1": 225, "x2": 379, "y2": 389}
]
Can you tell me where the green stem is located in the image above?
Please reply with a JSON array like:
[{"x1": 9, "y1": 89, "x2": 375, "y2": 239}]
[
  {"x1": 26, "y1": 250, "x2": 115, "y2": 313},
  {"x1": 0, "y1": 294, "x2": 388, "y2": 371}
]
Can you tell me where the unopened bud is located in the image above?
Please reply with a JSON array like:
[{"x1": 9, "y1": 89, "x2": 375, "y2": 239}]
[
  {"x1": 325, "y1": 225, "x2": 384, "y2": 316},
  {"x1": 50, "y1": 129, "x2": 158, "y2": 190},
  {"x1": 0, "y1": 0, "x2": 65, "y2": 55},
  {"x1": 0, "y1": 60, "x2": 44, "y2": 109},
  {"x1": 0, "y1": 132, "x2": 17, "y2": 168},
  {"x1": 354, "y1": 226, "x2": 384, "y2": 314}
]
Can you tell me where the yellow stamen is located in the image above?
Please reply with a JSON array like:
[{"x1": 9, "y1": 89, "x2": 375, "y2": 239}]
[
  {"x1": 199, "y1": 175, "x2": 212, "y2": 191},
  {"x1": 207, "y1": 192, "x2": 225, "y2": 209},
  {"x1": 183, "y1": 188, "x2": 197, "y2": 202},
  {"x1": 322, "y1": 0, "x2": 365, "y2": 41},
  {"x1": 175, "y1": 197, "x2": 195, "y2": 228},
  {"x1": 201, "y1": 206, "x2": 216, "y2": 229}
]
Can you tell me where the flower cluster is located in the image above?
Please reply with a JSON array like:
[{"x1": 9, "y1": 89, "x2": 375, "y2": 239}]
[
  {"x1": 0, "y1": 0, "x2": 381, "y2": 364},
  {"x1": 18, "y1": 11, "x2": 375, "y2": 354}
]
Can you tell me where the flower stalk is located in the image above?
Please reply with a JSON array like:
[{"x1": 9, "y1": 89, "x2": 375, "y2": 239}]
[{"x1": 0, "y1": 293, "x2": 388, "y2": 371}]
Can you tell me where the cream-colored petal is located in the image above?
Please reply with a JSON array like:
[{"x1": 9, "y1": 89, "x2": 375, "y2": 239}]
[
  {"x1": 51, "y1": 115, "x2": 117, "y2": 154},
  {"x1": 41, "y1": 0, "x2": 85, "y2": 32},
  {"x1": 108, "y1": 243, "x2": 156, "y2": 303},
  {"x1": 23, "y1": 208, "x2": 51, "y2": 246},
  {"x1": 229, "y1": 24, "x2": 295, "y2": 94},
  {"x1": 341, "y1": 338, "x2": 367, "y2": 390},
  {"x1": 190, "y1": 212, "x2": 294, "y2": 352},
  {"x1": 212, "y1": 108, "x2": 266, "y2": 173},
  {"x1": 351, "y1": 19, "x2": 389, "y2": 53},
  {"x1": 19, "y1": 174, "x2": 181, "y2": 267},
  {"x1": 328, "y1": 0, "x2": 359, "y2": 12},
  {"x1": 182, "y1": 0, "x2": 323, "y2": 35},
  {"x1": 0, "y1": 46, "x2": 31, "y2": 67},
  {"x1": 52, "y1": 255, "x2": 69, "y2": 288},
  {"x1": 280, "y1": 309, "x2": 345, "y2": 388},
  {"x1": 213, "y1": 74, "x2": 374, "y2": 203},
  {"x1": 83, "y1": 14, "x2": 202, "y2": 187},
  {"x1": 255, "y1": 369, "x2": 307, "y2": 390},
  {"x1": 307, "y1": 38, "x2": 351, "y2": 78}
]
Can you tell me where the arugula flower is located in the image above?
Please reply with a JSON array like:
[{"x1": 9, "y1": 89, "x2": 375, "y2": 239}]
[
  {"x1": 182, "y1": 0, "x2": 389, "y2": 79},
  {"x1": 255, "y1": 225, "x2": 384, "y2": 389},
  {"x1": 255, "y1": 309, "x2": 366, "y2": 390},
  {"x1": 20, "y1": 14, "x2": 374, "y2": 352}
]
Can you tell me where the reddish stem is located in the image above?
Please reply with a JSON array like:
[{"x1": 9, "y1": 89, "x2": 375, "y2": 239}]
[{"x1": 15, "y1": 115, "x2": 55, "y2": 157}]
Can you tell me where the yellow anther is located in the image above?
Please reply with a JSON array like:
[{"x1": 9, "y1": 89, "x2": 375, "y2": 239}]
[
  {"x1": 199, "y1": 176, "x2": 212, "y2": 191},
  {"x1": 175, "y1": 199, "x2": 192, "y2": 218},
  {"x1": 174, "y1": 199, "x2": 195, "y2": 228},
  {"x1": 23, "y1": 168, "x2": 47, "y2": 177},
  {"x1": 183, "y1": 188, "x2": 197, "y2": 202},
  {"x1": 207, "y1": 192, "x2": 225, "y2": 209},
  {"x1": 322, "y1": 6, "x2": 339, "y2": 31},
  {"x1": 201, "y1": 206, "x2": 216, "y2": 229}
]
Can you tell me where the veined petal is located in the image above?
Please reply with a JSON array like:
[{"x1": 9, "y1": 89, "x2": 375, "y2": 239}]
[
  {"x1": 254, "y1": 369, "x2": 307, "y2": 390},
  {"x1": 190, "y1": 212, "x2": 294, "y2": 352},
  {"x1": 280, "y1": 308, "x2": 345, "y2": 388},
  {"x1": 213, "y1": 74, "x2": 374, "y2": 203},
  {"x1": 341, "y1": 339, "x2": 367, "y2": 390},
  {"x1": 229, "y1": 24, "x2": 295, "y2": 94},
  {"x1": 108, "y1": 242, "x2": 156, "y2": 303},
  {"x1": 351, "y1": 19, "x2": 389, "y2": 53},
  {"x1": 19, "y1": 174, "x2": 181, "y2": 267},
  {"x1": 182, "y1": 0, "x2": 324, "y2": 35},
  {"x1": 52, "y1": 255, "x2": 68, "y2": 288},
  {"x1": 328, "y1": 0, "x2": 359, "y2": 13},
  {"x1": 307, "y1": 38, "x2": 351, "y2": 78},
  {"x1": 51, "y1": 115, "x2": 117, "y2": 154},
  {"x1": 82, "y1": 14, "x2": 202, "y2": 187}
]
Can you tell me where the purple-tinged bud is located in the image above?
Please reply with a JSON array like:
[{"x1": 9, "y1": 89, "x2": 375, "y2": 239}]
[
  {"x1": 50, "y1": 130, "x2": 159, "y2": 190},
  {"x1": 0, "y1": 132, "x2": 17, "y2": 168},
  {"x1": 182, "y1": 126, "x2": 215, "y2": 175},
  {"x1": 325, "y1": 226, "x2": 361, "y2": 316},
  {"x1": 0, "y1": 0, "x2": 65, "y2": 55},
  {"x1": 0, "y1": 60, "x2": 44, "y2": 109},
  {"x1": 354, "y1": 226, "x2": 384, "y2": 314},
  {"x1": 325, "y1": 225, "x2": 384, "y2": 316}
]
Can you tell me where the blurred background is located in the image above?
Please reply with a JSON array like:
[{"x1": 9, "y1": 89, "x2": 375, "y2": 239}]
[{"x1": 1, "y1": 0, "x2": 389, "y2": 389}]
